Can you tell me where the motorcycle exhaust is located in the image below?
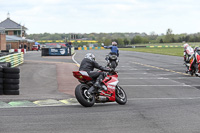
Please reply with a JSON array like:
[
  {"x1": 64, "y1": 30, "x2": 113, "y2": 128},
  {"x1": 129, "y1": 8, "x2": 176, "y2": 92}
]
[{"x1": 97, "y1": 96, "x2": 108, "y2": 102}]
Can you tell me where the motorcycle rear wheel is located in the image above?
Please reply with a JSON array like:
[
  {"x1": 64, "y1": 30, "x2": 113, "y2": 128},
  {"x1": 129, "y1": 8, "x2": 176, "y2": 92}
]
[
  {"x1": 110, "y1": 61, "x2": 117, "y2": 69},
  {"x1": 75, "y1": 84, "x2": 95, "y2": 107},
  {"x1": 115, "y1": 85, "x2": 127, "y2": 105}
]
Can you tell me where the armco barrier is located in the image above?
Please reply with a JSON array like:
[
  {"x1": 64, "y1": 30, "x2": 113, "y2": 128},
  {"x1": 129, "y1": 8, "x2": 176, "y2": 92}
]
[{"x1": 0, "y1": 53, "x2": 24, "y2": 67}]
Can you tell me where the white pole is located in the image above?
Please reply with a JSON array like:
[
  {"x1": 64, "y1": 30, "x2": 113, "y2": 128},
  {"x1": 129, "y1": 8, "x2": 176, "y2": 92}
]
[{"x1": 21, "y1": 25, "x2": 22, "y2": 37}]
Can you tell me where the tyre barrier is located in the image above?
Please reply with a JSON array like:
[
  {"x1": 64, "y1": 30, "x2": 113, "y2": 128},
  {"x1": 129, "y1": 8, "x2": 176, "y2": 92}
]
[
  {"x1": 2, "y1": 67, "x2": 20, "y2": 95},
  {"x1": 0, "y1": 53, "x2": 24, "y2": 68},
  {"x1": 0, "y1": 67, "x2": 3, "y2": 95}
]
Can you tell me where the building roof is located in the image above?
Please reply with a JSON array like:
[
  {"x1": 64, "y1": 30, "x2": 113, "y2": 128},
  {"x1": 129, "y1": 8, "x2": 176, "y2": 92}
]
[
  {"x1": 6, "y1": 35, "x2": 27, "y2": 42},
  {"x1": 0, "y1": 18, "x2": 27, "y2": 30}
]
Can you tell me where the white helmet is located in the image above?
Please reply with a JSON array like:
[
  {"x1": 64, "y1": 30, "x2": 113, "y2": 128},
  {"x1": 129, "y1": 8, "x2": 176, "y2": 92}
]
[
  {"x1": 183, "y1": 43, "x2": 189, "y2": 49},
  {"x1": 85, "y1": 53, "x2": 95, "y2": 61},
  {"x1": 112, "y1": 41, "x2": 117, "y2": 46}
]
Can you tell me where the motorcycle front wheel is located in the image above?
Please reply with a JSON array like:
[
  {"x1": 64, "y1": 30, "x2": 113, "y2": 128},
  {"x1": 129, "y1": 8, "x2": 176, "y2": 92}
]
[
  {"x1": 115, "y1": 85, "x2": 127, "y2": 105},
  {"x1": 75, "y1": 84, "x2": 95, "y2": 107}
]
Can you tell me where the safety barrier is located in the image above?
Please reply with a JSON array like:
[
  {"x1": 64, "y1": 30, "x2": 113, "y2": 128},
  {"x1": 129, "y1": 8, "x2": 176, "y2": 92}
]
[
  {"x1": 146, "y1": 45, "x2": 183, "y2": 48},
  {"x1": 9, "y1": 49, "x2": 26, "y2": 54},
  {"x1": 77, "y1": 47, "x2": 104, "y2": 50},
  {"x1": 0, "y1": 53, "x2": 24, "y2": 67}
]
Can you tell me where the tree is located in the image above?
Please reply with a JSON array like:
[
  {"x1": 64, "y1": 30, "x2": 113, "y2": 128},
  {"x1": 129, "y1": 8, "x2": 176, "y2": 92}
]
[
  {"x1": 164, "y1": 28, "x2": 174, "y2": 43},
  {"x1": 104, "y1": 38, "x2": 112, "y2": 46},
  {"x1": 134, "y1": 36, "x2": 142, "y2": 44},
  {"x1": 160, "y1": 39, "x2": 164, "y2": 43},
  {"x1": 124, "y1": 38, "x2": 130, "y2": 45},
  {"x1": 116, "y1": 38, "x2": 124, "y2": 46},
  {"x1": 131, "y1": 38, "x2": 135, "y2": 44}
]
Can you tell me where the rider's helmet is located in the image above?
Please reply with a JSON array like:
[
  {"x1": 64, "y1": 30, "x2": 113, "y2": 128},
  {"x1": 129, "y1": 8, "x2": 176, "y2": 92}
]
[
  {"x1": 183, "y1": 43, "x2": 189, "y2": 49},
  {"x1": 85, "y1": 53, "x2": 95, "y2": 61},
  {"x1": 112, "y1": 41, "x2": 117, "y2": 46}
]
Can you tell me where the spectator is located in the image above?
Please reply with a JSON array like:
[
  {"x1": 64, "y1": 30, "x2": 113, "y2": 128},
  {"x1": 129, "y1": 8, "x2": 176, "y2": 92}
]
[{"x1": 24, "y1": 44, "x2": 27, "y2": 50}]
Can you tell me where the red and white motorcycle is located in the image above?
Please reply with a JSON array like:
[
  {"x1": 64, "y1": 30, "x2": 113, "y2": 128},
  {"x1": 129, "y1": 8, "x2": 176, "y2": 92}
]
[
  {"x1": 73, "y1": 70, "x2": 127, "y2": 107},
  {"x1": 191, "y1": 49, "x2": 200, "y2": 76}
]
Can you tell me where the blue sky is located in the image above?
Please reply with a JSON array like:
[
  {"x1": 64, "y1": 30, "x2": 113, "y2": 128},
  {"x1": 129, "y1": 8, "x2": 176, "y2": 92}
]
[{"x1": 0, "y1": 0, "x2": 199, "y2": 35}]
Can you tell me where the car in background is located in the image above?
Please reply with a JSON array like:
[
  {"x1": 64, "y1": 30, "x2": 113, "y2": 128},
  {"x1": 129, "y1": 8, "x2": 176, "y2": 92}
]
[{"x1": 32, "y1": 45, "x2": 38, "y2": 51}]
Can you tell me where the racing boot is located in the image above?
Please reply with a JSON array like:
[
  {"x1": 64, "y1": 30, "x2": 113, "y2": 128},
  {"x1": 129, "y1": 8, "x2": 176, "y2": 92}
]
[{"x1": 94, "y1": 75, "x2": 103, "y2": 89}]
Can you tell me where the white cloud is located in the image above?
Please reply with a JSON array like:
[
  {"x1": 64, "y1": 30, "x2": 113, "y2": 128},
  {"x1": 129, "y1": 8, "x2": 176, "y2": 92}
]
[{"x1": 0, "y1": 0, "x2": 200, "y2": 34}]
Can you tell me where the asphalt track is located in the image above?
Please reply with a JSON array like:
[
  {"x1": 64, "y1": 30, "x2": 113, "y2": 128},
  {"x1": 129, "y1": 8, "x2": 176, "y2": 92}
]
[
  {"x1": 1, "y1": 50, "x2": 200, "y2": 133},
  {"x1": 0, "y1": 51, "x2": 79, "y2": 107}
]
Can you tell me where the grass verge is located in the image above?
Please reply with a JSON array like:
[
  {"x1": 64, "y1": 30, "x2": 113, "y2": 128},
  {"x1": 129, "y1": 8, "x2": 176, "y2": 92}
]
[{"x1": 119, "y1": 47, "x2": 183, "y2": 57}]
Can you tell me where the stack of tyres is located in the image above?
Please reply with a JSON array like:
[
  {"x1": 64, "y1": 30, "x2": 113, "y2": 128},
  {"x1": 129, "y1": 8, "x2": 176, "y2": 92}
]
[
  {"x1": 3, "y1": 67, "x2": 20, "y2": 95},
  {"x1": 0, "y1": 67, "x2": 3, "y2": 95}
]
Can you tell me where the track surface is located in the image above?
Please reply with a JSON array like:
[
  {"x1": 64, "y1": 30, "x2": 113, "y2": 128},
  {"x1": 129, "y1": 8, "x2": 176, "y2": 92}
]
[{"x1": 1, "y1": 50, "x2": 200, "y2": 133}]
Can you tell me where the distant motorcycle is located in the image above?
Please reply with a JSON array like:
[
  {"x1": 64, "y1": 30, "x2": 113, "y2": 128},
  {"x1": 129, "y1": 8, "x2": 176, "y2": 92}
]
[
  {"x1": 190, "y1": 50, "x2": 200, "y2": 76},
  {"x1": 105, "y1": 53, "x2": 119, "y2": 70}
]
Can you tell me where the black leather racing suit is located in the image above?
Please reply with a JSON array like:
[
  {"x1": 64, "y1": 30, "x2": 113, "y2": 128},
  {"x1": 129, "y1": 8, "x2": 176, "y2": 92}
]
[{"x1": 79, "y1": 58, "x2": 110, "y2": 80}]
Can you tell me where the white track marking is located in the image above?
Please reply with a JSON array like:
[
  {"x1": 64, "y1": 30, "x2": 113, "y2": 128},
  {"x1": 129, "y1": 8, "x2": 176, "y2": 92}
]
[{"x1": 72, "y1": 53, "x2": 80, "y2": 67}]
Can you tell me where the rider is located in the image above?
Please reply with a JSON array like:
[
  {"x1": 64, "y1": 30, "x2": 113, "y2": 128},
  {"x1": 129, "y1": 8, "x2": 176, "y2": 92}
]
[
  {"x1": 189, "y1": 47, "x2": 200, "y2": 74},
  {"x1": 183, "y1": 43, "x2": 194, "y2": 72},
  {"x1": 103, "y1": 41, "x2": 119, "y2": 57},
  {"x1": 79, "y1": 53, "x2": 112, "y2": 90}
]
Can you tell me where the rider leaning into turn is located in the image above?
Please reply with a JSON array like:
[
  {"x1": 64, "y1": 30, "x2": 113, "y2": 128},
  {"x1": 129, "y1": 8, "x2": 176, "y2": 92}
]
[
  {"x1": 103, "y1": 41, "x2": 119, "y2": 57},
  {"x1": 79, "y1": 53, "x2": 112, "y2": 89},
  {"x1": 183, "y1": 43, "x2": 194, "y2": 72},
  {"x1": 189, "y1": 47, "x2": 200, "y2": 74}
]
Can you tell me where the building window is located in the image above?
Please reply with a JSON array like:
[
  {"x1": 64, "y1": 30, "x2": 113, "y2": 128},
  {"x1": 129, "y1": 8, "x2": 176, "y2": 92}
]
[{"x1": 14, "y1": 31, "x2": 18, "y2": 35}]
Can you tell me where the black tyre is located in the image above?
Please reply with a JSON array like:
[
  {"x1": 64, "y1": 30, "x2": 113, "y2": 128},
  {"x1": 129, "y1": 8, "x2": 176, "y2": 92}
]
[
  {"x1": 4, "y1": 79, "x2": 20, "y2": 84},
  {"x1": 75, "y1": 84, "x2": 95, "y2": 107},
  {"x1": 0, "y1": 72, "x2": 3, "y2": 78},
  {"x1": 3, "y1": 90, "x2": 19, "y2": 95},
  {"x1": 3, "y1": 73, "x2": 20, "y2": 79},
  {"x1": 3, "y1": 67, "x2": 20, "y2": 73},
  {"x1": 0, "y1": 67, "x2": 3, "y2": 72},
  {"x1": 3, "y1": 84, "x2": 19, "y2": 90},
  {"x1": 0, "y1": 84, "x2": 3, "y2": 89},
  {"x1": 111, "y1": 61, "x2": 117, "y2": 69},
  {"x1": 115, "y1": 85, "x2": 127, "y2": 105},
  {"x1": 0, "y1": 89, "x2": 3, "y2": 95},
  {"x1": 0, "y1": 62, "x2": 11, "y2": 68},
  {"x1": 0, "y1": 78, "x2": 3, "y2": 84}
]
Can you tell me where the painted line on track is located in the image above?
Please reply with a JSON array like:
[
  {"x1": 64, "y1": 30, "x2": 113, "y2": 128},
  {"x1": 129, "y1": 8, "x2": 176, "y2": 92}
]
[
  {"x1": 121, "y1": 85, "x2": 193, "y2": 87},
  {"x1": 0, "y1": 98, "x2": 79, "y2": 108},
  {"x1": 128, "y1": 97, "x2": 200, "y2": 100},
  {"x1": 25, "y1": 60, "x2": 76, "y2": 65},
  {"x1": 131, "y1": 61, "x2": 190, "y2": 76},
  {"x1": 119, "y1": 77, "x2": 199, "y2": 79},
  {"x1": 72, "y1": 53, "x2": 80, "y2": 67}
]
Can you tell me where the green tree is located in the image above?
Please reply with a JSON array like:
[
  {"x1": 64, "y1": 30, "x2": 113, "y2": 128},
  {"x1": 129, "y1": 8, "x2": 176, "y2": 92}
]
[
  {"x1": 116, "y1": 38, "x2": 124, "y2": 46},
  {"x1": 124, "y1": 38, "x2": 130, "y2": 45},
  {"x1": 104, "y1": 38, "x2": 112, "y2": 46},
  {"x1": 134, "y1": 36, "x2": 143, "y2": 44},
  {"x1": 164, "y1": 28, "x2": 174, "y2": 43},
  {"x1": 160, "y1": 39, "x2": 164, "y2": 43}
]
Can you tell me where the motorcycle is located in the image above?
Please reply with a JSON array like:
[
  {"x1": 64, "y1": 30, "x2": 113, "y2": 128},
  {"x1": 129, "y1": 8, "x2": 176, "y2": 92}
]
[
  {"x1": 105, "y1": 53, "x2": 119, "y2": 70},
  {"x1": 184, "y1": 56, "x2": 193, "y2": 73},
  {"x1": 72, "y1": 70, "x2": 127, "y2": 107},
  {"x1": 190, "y1": 50, "x2": 200, "y2": 76}
]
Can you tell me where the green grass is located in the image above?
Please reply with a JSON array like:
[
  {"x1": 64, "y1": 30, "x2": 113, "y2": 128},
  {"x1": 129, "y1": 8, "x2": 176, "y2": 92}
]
[{"x1": 119, "y1": 47, "x2": 183, "y2": 57}]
